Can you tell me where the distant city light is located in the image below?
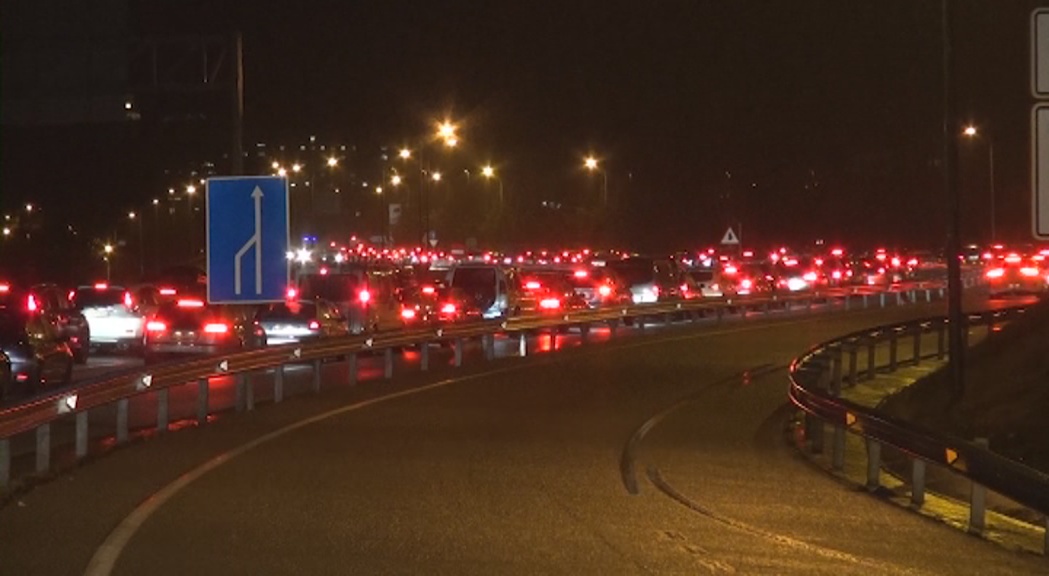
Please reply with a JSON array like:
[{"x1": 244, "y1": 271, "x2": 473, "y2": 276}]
[
  {"x1": 327, "y1": 157, "x2": 338, "y2": 167},
  {"x1": 399, "y1": 148, "x2": 412, "y2": 159}
]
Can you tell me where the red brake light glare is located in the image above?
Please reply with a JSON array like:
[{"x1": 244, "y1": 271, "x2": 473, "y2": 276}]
[
  {"x1": 123, "y1": 291, "x2": 133, "y2": 308},
  {"x1": 203, "y1": 322, "x2": 229, "y2": 334},
  {"x1": 802, "y1": 271, "x2": 818, "y2": 282},
  {"x1": 723, "y1": 265, "x2": 738, "y2": 275},
  {"x1": 539, "y1": 297, "x2": 561, "y2": 309},
  {"x1": 94, "y1": 282, "x2": 108, "y2": 290},
  {"x1": 159, "y1": 287, "x2": 177, "y2": 296},
  {"x1": 525, "y1": 280, "x2": 541, "y2": 290},
  {"x1": 1005, "y1": 254, "x2": 1022, "y2": 264},
  {"x1": 421, "y1": 285, "x2": 435, "y2": 295},
  {"x1": 286, "y1": 287, "x2": 298, "y2": 300},
  {"x1": 598, "y1": 284, "x2": 612, "y2": 297},
  {"x1": 0, "y1": 284, "x2": 9, "y2": 293},
  {"x1": 741, "y1": 278, "x2": 754, "y2": 290},
  {"x1": 440, "y1": 303, "x2": 457, "y2": 314},
  {"x1": 358, "y1": 289, "x2": 371, "y2": 304},
  {"x1": 68, "y1": 290, "x2": 75, "y2": 301},
  {"x1": 177, "y1": 299, "x2": 205, "y2": 308},
  {"x1": 1021, "y1": 267, "x2": 1039, "y2": 277},
  {"x1": 986, "y1": 268, "x2": 1005, "y2": 279},
  {"x1": 573, "y1": 270, "x2": 588, "y2": 278},
  {"x1": 146, "y1": 320, "x2": 167, "y2": 332},
  {"x1": 26, "y1": 294, "x2": 38, "y2": 312},
  {"x1": 307, "y1": 319, "x2": 321, "y2": 330},
  {"x1": 401, "y1": 308, "x2": 417, "y2": 320}
]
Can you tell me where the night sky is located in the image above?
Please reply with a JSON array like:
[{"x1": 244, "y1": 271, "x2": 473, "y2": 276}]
[{"x1": 3, "y1": 0, "x2": 1047, "y2": 264}]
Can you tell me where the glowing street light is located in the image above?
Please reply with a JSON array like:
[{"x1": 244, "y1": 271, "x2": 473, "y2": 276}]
[
  {"x1": 399, "y1": 148, "x2": 412, "y2": 160},
  {"x1": 2, "y1": 227, "x2": 10, "y2": 237},
  {"x1": 271, "y1": 161, "x2": 280, "y2": 170},
  {"x1": 432, "y1": 171, "x2": 442, "y2": 182},
  {"x1": 584, "y1": 156, "x2": 608, "y2": 205},
  {"x1": 186, "y1": 184, "x2": 197, "y2": 195},
  {"x1": 481, "y1": 165, "x2": 495, "y2": 178},
  {"x1": 391, "y1": 175, "x2": 402, "y2": 186},
  {"x1": 437, "y1": 121, "x2": 456, "y2": 140},
  {"x1": 278, "y1": 167, "x2": 288, "y2": 177},
  {"x1": 481, "y1": 164, "x2": 504, "y2": 208},
  {"x1": 963, "y1": 124, "x2": 996, "y2": 242},
  {"x1": 444, "y1": 137, "x2": 458, "y2": 148},
  {"x1": 25, "y1": 203, "x2": 34, "y2": 214},
  {"x1": 327, "y1": 156, "x2": 338, "y2": 167},
  {"x1": 292, "y1": 163, "x2": 302, "y2": 173}
]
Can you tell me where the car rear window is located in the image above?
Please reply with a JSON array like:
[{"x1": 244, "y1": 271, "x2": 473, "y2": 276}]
[
  {"x1": 0, "y1": 309, "x2": 27, "y2": 344},
  {"x1": 74, "y1": 288, "x2": 125, "y2": 309},
  {"x1": 299, "y1": 274, "x2": 361, "y2": 303},
  {"x1": 450, "y1": 267, "x2": 497, "y2": 290},
  {"x1": 606, "y1": 261, "x2": 655, "y2": 285},
  {"x1": 256, "y1": 302, "x2": 317, "y2": 320}
]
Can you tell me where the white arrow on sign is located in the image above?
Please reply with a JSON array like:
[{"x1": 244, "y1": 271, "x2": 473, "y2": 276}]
[
  {"x1": 217, "y1": 360, "x2": 229, "y2": 372},
  {"x1": 234, "y1": 186, "x2": 264, "y2": 295},
  {"x1": 292, "y1": 348, "x2": 302, "y2": 359},
  {"x1": 137, "y1": 374, "x2": 153, "y2": 391}
]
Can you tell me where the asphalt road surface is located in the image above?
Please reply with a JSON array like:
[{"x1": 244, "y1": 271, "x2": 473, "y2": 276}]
[{"x1": 0, "y1": 291, "x2": 1045, "y2": 575}]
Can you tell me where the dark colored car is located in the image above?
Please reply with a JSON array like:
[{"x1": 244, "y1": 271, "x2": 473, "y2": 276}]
[
  {"x1": 0, "y1": 306, "x2": 75, "y2": 400},
  {"x1": 604, "y1": 257, "x2": 680, "y2": 304},
  {"x1": 142, "y1": 298, "x2": 267, "y2": 364},
  {"x1": 29, "y1": 283, "x2": 91, "y2": 364}
]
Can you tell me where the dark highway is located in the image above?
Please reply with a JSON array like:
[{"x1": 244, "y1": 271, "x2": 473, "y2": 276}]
[{"x1": 0, "y1": 295, "x2": 1044, "y2": 575}]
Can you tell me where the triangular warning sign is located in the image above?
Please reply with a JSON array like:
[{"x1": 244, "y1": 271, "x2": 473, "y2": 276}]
[{"x1": 721, "y1": 227, "x2": 739, "y2": 245}]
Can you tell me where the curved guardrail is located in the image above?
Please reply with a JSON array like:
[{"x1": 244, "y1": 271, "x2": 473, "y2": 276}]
[
  {"x1": 787, "y1": 305, "x2": 1049, "y2": 554},
  {"x1": 0, "y1": 281, "x2": 944, "y2": 493}
]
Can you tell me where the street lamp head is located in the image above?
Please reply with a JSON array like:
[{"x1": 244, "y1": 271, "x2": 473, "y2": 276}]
[
  {"x1": 271, "y1": 161, "x2": 280, "y2": 170},
  {"x1": 104, "y1": 244, "x2": 114, "y2": 254},
  {"x1": 391, "y1": 175, "x2": 402, "y2": 186},
  {"x1": 25, "y1": 203, "x2": 34, "y2": 213},
  {"x1": 399, "y1": 148, "x2": 412, "y2": 160},
  {"x1": 186, "y1": 185, "x2": 196, "y2": 194},
  {"x1": 437, "y1": 121, "x2": 456, "y2": 140},
  {"x1": 432, "y1": 172, "x2": 442, "y2": 182},
  {"x1": 278, "y1": 168, "x2": 288, "y2": 177},
  {"x1": 444, "y1": 137, "x2": 458, "y2": 148},
  {"x1": 128, "y1": 211, "x2": 136, "y2": 220},
  {"x1": 152, "y1": 198, "x2": 160, "y2": 205},
  {"x1": 482, "y1": 165, "x2": 495, "y2": 178},
  {"x1": 963, "y1": 126, "x2": 978, "y2": 137},
  {"x1": 327, "y1": 156, "x2": 338, "y2": 167},
  {"x1": 584, "y1": 157, "x2": 599, "y2": 170},
  {"x1": 375, "y1": 186, "x2": 383, "y2": 195},
  {"x1": 292, "y1": 163, "x2": 302, "y2": 173}
]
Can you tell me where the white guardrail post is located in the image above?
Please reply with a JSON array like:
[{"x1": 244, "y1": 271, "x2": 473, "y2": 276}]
[
  {"x1": 384, "y1": 348, "x2": 394, "y2": 379},
  {"x1": 274, "y1": 364, "x2": 285, "y2": 403},
  {"x1": 970, "y1": 437, "x2": 988, "y2": 533},
  {"x1": 0, "y1": 438, "x2": 9, "y2": 488},
  {"x1": 866, "y1": 438, "x2": 882, "y2": 491},
  {"x1": 35, "y1": 423, "x2": 50, "y2": 474},
  {"x1": 157, "y1": 388, "x2": 170, "y2": 433},
  {"x1": 75, "y1": 411, "x2": 89, "y2": 459}
]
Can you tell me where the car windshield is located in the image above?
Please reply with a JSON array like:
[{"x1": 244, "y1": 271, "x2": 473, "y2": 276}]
[{"x1": 74, "y1": 288, "x2": 125, "y2": 309}]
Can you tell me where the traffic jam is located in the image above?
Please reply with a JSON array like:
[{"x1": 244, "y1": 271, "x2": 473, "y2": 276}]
[{"x1": 0, "y1": 240, "x2": 1032, "y2": 402}]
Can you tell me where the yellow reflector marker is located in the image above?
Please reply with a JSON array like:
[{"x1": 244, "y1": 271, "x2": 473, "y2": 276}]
[
  {"x1": 845, "y1": 412, "x2": 856, "y2": 426},
  {"x1": 945, "y1": 448, "x2": 959, "y2": 465}
]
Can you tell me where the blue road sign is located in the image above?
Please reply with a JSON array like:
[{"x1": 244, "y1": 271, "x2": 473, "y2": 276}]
[{"x1": 206, "y1": 176, "x2": 290, "y2": 303}]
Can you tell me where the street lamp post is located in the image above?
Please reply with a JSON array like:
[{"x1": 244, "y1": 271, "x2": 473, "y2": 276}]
[
  {"x1": 128, "y1": 211, "x2": 144, "y2": 279},
  {"x1": 428, "y1": 171, "x2": 441, "y2": 247},
  {"x1": 963, "y1": 125, "x2": 996, "y2": 243},
  {"x1": 186, "y1": 184, "x2": 197, "y2": 259},
  {"x1": 584, "y1": 156, "x2": 608, "y2": 206},
  {"x1": 103, "y1": 243, "x2": 114, "y2": 281}
]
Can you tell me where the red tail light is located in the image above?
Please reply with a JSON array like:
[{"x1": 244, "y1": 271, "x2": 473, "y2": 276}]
[
  {"x1": 680, "y1": 283, "x2": 689, "y2": 293},
  {"x1": 358, "y1": 289, "x2": 371, "y2": 304},
  {"x1": 440, "y1": 303, "x2": 457, "y2": 314},
  {"x1": 723, "y1": 265, "x2": 738, "y2": 275},
  {"x1": 421, "y1": 285, "x2": 435, "y2": 295},
  {"x1": 573, "y1": 270, "x2": 588, "y2": 278},
  {"x1": 123, "y1": 291, "x2": 133, "y2": 308},
  {"x1": 401, "y1": 308, "x2": 417, "y2": 320},
  {"x1": 831, "y1": 270, "x2": 843, "y2": 280},
  {"x1": 539, "y1": 297, "x2": 561, "y2": 310},
  {"x1": 177, "y1": 299, "x2": 205, "y2": 308},
  {"x1": 1021, "y1": 267, "x2": 1040, "y2": 277},
  {"x1": 0, "y1": 284, "x2": 9, "y2": 293},
  {"x1": 286, "y1": 287, "x2": 298, "y2": 300},
  {"x1": 307, "y1": 319, "x2": 321, "y2": 330},
  {"x1": 26, "y1": 294, "x2": 38, "y2": 313},
  {"x1": 598, "y1": 284, "x2": 612, "y2": 297},
  {"x1": 146, "y1": 320, "x2": 167, "y2": 332},
  {"x1": 525, "y1": 280, "x2": 541, "y2": 290},
  {"x1": 802, "y1": 271, "x2": 818, "y2": 282},
  {"x1": 986, "y1": 268, "x2": 1005, "y2": 279},
  {"x1": 159, "y1": 287, "x2": 177, "y2": 296},
  {"x1": 94, "y1": 282, "x2": 108, "y2": 290},
  {"x1": 740, "y1": 278, "x2": 754, "y2": 290},
  {"x1": 203, "y1": 322, "x2": 229, "y2": 334},
  {"x1": 67, "y1": 290, "x2": 75, "y2": 301}
]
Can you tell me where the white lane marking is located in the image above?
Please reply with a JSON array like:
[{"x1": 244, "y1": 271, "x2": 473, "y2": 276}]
[{"x1": 84, "y1": 309, "x2": 906, "y2": 575}]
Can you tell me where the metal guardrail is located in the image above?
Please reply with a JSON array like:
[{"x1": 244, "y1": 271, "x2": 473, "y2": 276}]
[
  {"x1": 788, "y1": 305, "x2": 1049, "y2": 555},
  {"x1": 0, "y1": 282, "x2": 945, "y2": 492}
]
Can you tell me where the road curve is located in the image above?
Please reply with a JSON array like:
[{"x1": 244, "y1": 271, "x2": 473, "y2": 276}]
[{"x1": 0, "y1": 295, "x2": 1044, "y2": 575}]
